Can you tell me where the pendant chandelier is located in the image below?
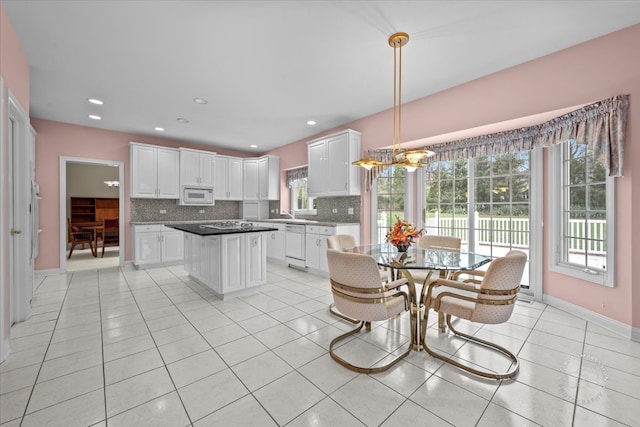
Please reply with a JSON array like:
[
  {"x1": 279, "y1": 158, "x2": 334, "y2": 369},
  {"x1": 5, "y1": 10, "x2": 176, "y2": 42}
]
[{"x1": 352, "y1": 32, "x2": 434, "y2": 172}]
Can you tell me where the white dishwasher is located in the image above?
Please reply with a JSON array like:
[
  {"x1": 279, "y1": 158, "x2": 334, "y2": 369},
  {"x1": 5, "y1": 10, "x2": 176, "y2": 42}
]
[{"x1": 285, "y1": 224, "x2": 306, "y2": 269}]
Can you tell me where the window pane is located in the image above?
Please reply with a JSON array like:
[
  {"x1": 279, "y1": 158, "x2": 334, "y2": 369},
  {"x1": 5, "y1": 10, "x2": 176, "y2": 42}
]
[
  {"x1": 440, "y1": 180, "x2": 453, "y2": 204},
  {"x1": 514, "y1": 152, "x2": 530, "y2": 173},
  {"x1": 569, "y1": 157, "x2": 586, "y2": 185},
  {"x1": 492, "y1": 177, "x2": 509, "y2": 202},
  {"x1": 588, "y1": 184, "x2": 606, "y2": 210},
  {"x1": 475, "y1": 178, "x2": 491, "y2": 203},
  {"x1": 512, "y1": 176, "x2": 529, "y2": 202},
  {"x1": 569, "y1": 186, "x2": 586, "y2": 210}
]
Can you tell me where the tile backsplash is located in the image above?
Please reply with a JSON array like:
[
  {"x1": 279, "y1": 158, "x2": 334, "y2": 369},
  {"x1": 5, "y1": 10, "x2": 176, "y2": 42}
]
[
  {"x1": 131, "y1": 199, "x2": 240, "y2": 222},
  {"x1": 131, "y1": 195, "x2": 361, "y2": 223}
]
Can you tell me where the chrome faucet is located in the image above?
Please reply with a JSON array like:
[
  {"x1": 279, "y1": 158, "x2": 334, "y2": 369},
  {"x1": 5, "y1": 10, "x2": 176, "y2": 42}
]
[{"x1": 283, "y1": 209, "x2": 296, "y2": 219}]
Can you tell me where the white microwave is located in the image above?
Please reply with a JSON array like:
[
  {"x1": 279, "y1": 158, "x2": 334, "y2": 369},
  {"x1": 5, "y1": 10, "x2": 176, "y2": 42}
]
[{"x1": 179, "y1": 186, "x2": 215, "y2": 205}]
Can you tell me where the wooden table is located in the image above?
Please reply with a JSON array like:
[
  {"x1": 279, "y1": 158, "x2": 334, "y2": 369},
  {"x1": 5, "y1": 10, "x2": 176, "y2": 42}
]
[{"x1": 79, "y1": 223, "x2": 105, "y2": 257}]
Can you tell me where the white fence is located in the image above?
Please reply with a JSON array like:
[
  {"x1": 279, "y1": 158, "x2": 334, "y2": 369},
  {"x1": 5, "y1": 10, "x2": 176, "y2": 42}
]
[{"x1": 377, "y1": 211, "x2": 606, "y2": 254}]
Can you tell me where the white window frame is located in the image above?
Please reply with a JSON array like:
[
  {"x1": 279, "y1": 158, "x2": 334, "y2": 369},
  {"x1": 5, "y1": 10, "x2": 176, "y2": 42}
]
[
  {"x1": 370, "y1": 167, "x2": 413, "y2": 244},
  {"x1": 290, "y1": 177, "x2": 317, "y2": 215},
  {"x1": 548, "y1": 142, "x2": 616, "y2": 287}
]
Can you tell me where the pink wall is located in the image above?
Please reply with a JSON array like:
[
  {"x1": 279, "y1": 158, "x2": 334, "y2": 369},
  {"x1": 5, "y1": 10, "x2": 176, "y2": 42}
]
[
  {"x1": 1, "y1": 1, "x2": 30, "y2": 349},
  {"x1": 266, "y1": 24, "x2": 640, "y2": 329},
  {"x1": 32, "y1": 118, "x2": 252, "y2": 271}
]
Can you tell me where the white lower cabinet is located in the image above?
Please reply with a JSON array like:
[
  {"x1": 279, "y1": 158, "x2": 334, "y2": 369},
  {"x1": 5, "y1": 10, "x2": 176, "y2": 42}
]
[
  {"x1": 184, "y1": 231, "x2": 267, "y2": 298},
  {"x1": 133, "y1": 225, "x2": 183, "y2": 269},
  {"x1": 254, "y1": 222, "x2": 285, "y2": 262},
  {"x1": 306, "y1": 224, "x2": 360, "y2": 276}
]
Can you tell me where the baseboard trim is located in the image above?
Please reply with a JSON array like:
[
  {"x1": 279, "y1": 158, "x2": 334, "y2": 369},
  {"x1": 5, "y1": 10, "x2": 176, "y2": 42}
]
[
  {"x1": 35, "y1": 268, "x2": 61, "y2": 276},
  {"x1": 1, "y1": 337, "x2": 10, "y2": 363},
  {"x1": 543, "y1": 294, "x2": 636, "y2": 341}
]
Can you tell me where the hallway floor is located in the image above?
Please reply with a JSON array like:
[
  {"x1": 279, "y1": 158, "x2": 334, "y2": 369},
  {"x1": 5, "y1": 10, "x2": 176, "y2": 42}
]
[{"x1": 1, "y1": 263, "x2": 638, "y2": 426}]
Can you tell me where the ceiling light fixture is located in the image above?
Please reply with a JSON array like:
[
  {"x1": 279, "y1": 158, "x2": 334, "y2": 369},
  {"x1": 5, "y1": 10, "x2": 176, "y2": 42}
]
[
  {"x1": 352, "y1": 32, "x2": 434, "y2": 172},
  {"x1": 306, "y1": 120, "x2": 316, "y2": 126},
  {"x1": 89, "y1": 115, "x2": 102, "y2": 120},
  {"x1": 88, "y1": 98, "x2": 104, "y2": 105},
  {"x1": 176, "y1": 118, "x2": 190, "y2": 124},
  {"x1": 154, "y1": 127, "x2": 165, "y2": 132},
  {"x1": 193, "y1": 98, "x2": 208, "y2": 105},
  {"x1": 250, "y1": 144, "x2": 258, "y2": 148}
]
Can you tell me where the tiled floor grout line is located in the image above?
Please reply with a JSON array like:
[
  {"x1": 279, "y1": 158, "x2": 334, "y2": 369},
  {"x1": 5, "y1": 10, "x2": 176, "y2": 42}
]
[
  {"x1": 6, "y1": 265, "x2": 640, "y2": 426},
  {"x1": 114, "y1": 268, "x2": 195, "y2": 426},
  {"x1": 17, "y1": 271, "x2": 77, "y2": 425}
]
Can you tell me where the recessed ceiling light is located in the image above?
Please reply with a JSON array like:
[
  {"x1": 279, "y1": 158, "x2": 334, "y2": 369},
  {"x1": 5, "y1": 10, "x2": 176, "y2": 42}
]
[
  {"x1": 307, "y1": 120, "x2": 317, "y2": 126},
  {"x1": 154, "y1": 127, "x2": 165, "y2": 132},
  {"x1": 176, "y1": 118, "x2": 190, "y2": 124},
  {"x1": 250, "y1": 144, "x2": 258, "y2": 148},
  {"x1": 193, "y1": 98, "x2": 208, "y2": 105},
  {"x1": 89, "y1": 115, "x2": 102, "y2": 120},
  {"x1": 88, "y1": 98, "x2": 104, "y2": 105}
]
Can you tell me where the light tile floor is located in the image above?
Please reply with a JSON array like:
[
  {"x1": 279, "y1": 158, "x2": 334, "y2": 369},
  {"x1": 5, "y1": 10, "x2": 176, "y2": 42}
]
[{"x1": 1, "y1": 263, "x2": 639, "y2": 426}]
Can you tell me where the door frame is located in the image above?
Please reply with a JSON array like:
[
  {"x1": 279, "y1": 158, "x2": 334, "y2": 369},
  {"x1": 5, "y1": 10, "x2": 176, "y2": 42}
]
[
  {"x1": 0, "y1": 76, "x2": 5, "y2": 361},
  {"x1": 59, "y1": 156, "x2": 125, "y2": 272}
]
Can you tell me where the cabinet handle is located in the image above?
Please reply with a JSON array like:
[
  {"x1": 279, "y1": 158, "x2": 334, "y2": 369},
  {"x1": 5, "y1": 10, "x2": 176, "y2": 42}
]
[{"x1": 345, "y1": 183, "x2": 347, "y2": 190}]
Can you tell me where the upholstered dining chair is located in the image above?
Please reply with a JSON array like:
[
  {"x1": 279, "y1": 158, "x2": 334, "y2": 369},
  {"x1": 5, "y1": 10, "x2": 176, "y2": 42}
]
[
  {"x1": 67, "y1": 218, "x2": 94, "y2": 258},
  {"x1": 101, "y1": 217, "x2": 119, "y2": 257},
  {"x1": 326, "y1": 234, "x2": 361, "y2": 324},
  {"x1": 411, "y1": 235, "x2": 462, "y2": 296},
  {"x1": 422, "y1": 250, "x2": 527, "y2": 379},
  {"x1": 326, "y1": 249, "x2": 413, "y2": 373}
]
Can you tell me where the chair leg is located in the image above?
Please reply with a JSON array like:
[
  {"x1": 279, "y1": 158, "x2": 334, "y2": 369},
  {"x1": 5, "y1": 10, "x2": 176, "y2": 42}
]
[
  {"x1": 68, "y1": 244, "x2": 74, "y2": 259},
  {"x1": 422, "y1": 309, "x2": 519, "y2": 380},
  {"x1": 329, "y1": 303, "x2": 360, "y2": 324},
  {"x1": 329, "y1": 321, "x2": 413, "y2": 374}
]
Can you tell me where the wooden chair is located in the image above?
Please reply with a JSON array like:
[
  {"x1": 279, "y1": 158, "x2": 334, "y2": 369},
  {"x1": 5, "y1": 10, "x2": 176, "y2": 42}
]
[
  {"x1": 67, "y1": 218, "x2": 94, "y2": 258},
  {"x1": 422, "y1": 250, "x2": 527, "y2": 379},
  {"x1": 101, "y1": 217, "x2": 119, "y2": 257},
  {"x1": 326, "y1": 249, "x2": 413, "y2": 373}
]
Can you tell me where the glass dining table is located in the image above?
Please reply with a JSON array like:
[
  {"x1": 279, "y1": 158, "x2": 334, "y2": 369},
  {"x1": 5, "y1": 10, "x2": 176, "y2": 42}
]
[{"x1": 354, "y1": 244, "x2": 491, "y2": 350}]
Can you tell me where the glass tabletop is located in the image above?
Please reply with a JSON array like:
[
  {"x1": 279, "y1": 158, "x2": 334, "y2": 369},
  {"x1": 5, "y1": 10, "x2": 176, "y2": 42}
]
[{"x1": 356, "y1": 244, "x2": 491, "y2": 271}]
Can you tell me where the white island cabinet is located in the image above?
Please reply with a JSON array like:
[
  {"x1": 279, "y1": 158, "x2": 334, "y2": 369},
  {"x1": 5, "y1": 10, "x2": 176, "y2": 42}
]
[{"x1": 183, "y1": 230, "x2": 268, "y2": 299}]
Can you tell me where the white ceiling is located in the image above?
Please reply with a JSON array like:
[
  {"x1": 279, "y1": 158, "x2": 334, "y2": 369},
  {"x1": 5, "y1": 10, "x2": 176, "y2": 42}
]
[{"x1": 5, "y1": 1, "x2": 640, "y2": 154}]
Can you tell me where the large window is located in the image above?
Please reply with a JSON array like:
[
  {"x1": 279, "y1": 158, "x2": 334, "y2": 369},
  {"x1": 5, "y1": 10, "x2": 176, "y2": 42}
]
[
  {"x1": 290, "y1": 177, "x2": 316, "y2": 213},
  {"x1": 550, "y1": 140, "x2": 615, "y2": 286},
  {"x1": 421, "y1": 151, "x2": 533, "y2": 289},
  {"x1": 374, "y1": 166, "x2": 408, "y2": 244}
]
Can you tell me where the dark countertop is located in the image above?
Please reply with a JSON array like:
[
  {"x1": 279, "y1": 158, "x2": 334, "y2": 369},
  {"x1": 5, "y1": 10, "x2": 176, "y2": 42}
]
[{"x1": 166, "y1": 223, "x2": 278, "y2": 236}]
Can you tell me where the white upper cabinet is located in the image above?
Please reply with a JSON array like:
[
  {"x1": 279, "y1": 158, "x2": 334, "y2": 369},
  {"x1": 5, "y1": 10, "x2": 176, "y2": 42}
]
[
  {"x1": 307, "y1": 129, "x2": 361, "y2": 197},
  {"x1": 243, "y1": 155, "x2": 280, "y2": 200},
  {"x1": 130, "y1": 142, "x2": 180, "y2": 199},
  {"x1": 214, "y1": 155, "x2": 243, "y2": 200},
  {"x1": 179, "y1": 148, "x2": 216, "y2": 187}
]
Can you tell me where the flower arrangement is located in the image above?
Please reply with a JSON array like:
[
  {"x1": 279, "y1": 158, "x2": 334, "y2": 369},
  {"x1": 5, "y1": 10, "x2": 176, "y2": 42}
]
[{"x1": 385, "y1": 217, "x2": 422, "y2": 251}]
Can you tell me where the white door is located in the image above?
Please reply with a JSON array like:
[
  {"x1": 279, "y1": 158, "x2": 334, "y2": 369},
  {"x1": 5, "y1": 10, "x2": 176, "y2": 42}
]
[
  {"x1": 157, "y1": 148, "x2": 179, "y2": 198},
  {"x1": 228, "y1": 157, "x2": 244, "y2": 200},
  {"x1": 222, "y1": 235, "x2": 244, "y2": 293},
  {"x1": 326, "y1": 133, "x2": 349, "y2": 195},
  {"x1": 199, "y1": 153, "x2": 216, "y2": 187},
  {"x1": 243, "y1": 159, "x2": 259, "y2": 200},
  {"x1": 7, "y1": 93, "x2": 32, "y2": 325},
  {"x1": 245, "y1": 233, "x2": 266, "y2": 288},
  {"x1": 162, "y1": 229, "x2": 184, "y2": 262},
  {"x1": 131, "y1": 145, "x2": 158, "y2": 197},
  {"x1": 307, "y1": 140, "x2": 326, "y2": 196}
]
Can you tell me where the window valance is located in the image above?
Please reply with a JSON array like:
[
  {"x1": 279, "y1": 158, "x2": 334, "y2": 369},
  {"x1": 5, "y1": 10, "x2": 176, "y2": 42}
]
[
  {"x1": 286, "y1": 166, "x2": 308, "y2": 187},
  {"x1": 363, "y1": 94, "x2": 629, "y2": 191}
]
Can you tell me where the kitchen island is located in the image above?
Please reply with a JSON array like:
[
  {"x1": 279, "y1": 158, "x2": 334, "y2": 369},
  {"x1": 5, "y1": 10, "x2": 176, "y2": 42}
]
[{"x1": 167, "y1": 222, "x2": 278, "y2": 300}]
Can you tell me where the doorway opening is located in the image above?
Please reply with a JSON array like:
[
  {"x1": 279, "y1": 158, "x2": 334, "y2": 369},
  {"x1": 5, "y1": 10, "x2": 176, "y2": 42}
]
[{"x1": 59, "y1": 157, "x2": 125, "y2": 272}]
